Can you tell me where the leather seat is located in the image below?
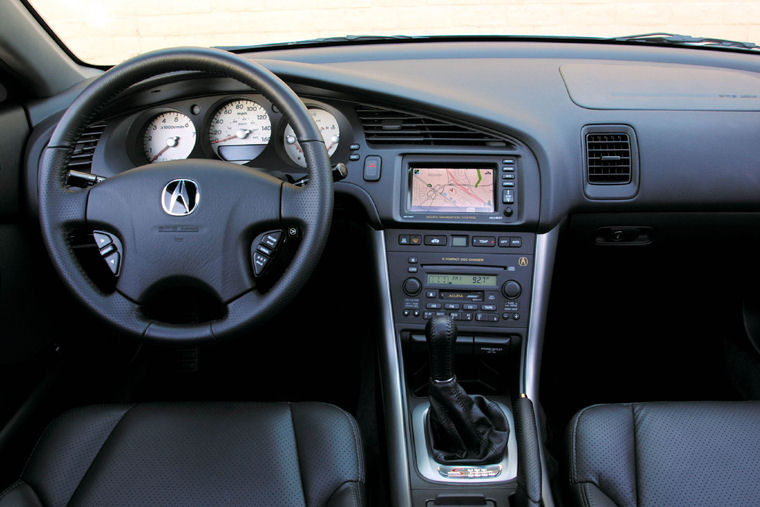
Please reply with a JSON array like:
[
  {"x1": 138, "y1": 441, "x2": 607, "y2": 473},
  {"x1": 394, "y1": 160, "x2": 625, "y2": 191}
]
[
  {"x1": 567, "y1": 401, "x2": 760, "y2": 507},
  {"x1": 0, "y1": 402, "x2": 365, "y2": 506}
]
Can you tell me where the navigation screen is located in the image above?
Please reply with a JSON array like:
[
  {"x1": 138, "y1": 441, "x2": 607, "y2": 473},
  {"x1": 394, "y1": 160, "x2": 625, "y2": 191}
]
[{"x1": 409, "y1": 167, "x2": 495, "y2": 213}]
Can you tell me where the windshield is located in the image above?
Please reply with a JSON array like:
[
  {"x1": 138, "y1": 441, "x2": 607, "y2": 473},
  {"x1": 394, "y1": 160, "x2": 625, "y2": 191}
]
[{"x1": 29, "y1": 0, "x2": 760, "y2": 65}]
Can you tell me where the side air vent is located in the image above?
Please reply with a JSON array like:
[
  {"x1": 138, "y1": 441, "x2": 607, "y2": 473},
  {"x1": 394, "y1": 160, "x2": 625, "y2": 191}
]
[
  {"x1": 355, "y1": 105, "x2": 509, "y2": 147},
  {"x1": 67, "y1": 123, "x2": 106, "y2": 172},
  {"x1": 582, "y1": 125, "x2": 639, "y2": 200},
  {"x1": 586, "y1": 133, "x2": 632, "y2": 184}
]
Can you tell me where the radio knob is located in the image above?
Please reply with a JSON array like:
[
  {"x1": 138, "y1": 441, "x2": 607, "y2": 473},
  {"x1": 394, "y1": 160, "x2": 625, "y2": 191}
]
[
  {"x1": 501, "y1": 280, "x2": 522, "y2": 299},
  {"x1": 402, "y1": 277, "x2": 422, "y2": 297}
]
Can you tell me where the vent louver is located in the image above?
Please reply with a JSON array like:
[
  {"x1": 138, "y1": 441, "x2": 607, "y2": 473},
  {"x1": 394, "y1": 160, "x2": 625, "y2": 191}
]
[
  {"x1": 356, "y1": 105, "x2": 508, "y2": 147},
  {"x1": 67, "y1": 123, "x2": 106, "y2": 172},
  {"x1": 586, "y1": 132, "x2": 632, "y2": 184}
]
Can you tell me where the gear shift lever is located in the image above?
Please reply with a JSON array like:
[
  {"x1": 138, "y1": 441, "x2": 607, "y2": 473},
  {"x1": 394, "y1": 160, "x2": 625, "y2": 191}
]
[
  {"x1": 425, "y1": 315, "x2": 509, "y2": 465},
  {"x1": 426, "y1": 315, "x2": 456, "y2": 382}
]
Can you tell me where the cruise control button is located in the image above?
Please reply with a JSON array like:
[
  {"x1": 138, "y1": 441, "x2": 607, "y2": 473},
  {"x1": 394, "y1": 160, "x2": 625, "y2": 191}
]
[
  {"x1": 262, "y1": 231, "x2": 281, "y2": 249},
  {"x1": 104, "y1": 252, "x2": 120, "y2": 275},
  {"x1": 257, "y1": 244, "x2": 274, "y2": 256},
  {"x1": 252, "y1": 252, "x2": 270, "y2": 276}
]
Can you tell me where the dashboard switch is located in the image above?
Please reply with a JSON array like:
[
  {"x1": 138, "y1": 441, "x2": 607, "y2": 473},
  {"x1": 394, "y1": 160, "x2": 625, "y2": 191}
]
[
  {"x1": 104, "y1": 252, "x2": 120, "y2": 275},
  {"x1": 363, "y1": 155, "x2": 382, "y2": 181}
]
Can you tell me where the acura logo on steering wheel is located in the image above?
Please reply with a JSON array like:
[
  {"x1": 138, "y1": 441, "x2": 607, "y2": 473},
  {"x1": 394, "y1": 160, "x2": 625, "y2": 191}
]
[{"x1": 162, "y1": 179, "x2": 199, "y2": 216}]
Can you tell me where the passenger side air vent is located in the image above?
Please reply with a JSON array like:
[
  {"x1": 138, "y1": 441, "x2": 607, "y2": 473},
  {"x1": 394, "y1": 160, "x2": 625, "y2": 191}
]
[
  {"x1": 355, "y1": 105, "x2": 509, "y2": 147},
  {"x1": 586, "y1": 132, "x2": 632, "y2": 184},
  {"x1": 67, "y1": 123, "x2": 106, "y2": 172},
  {"x1": 583, "y1": 125, "x2": 639, "y2": 200}
]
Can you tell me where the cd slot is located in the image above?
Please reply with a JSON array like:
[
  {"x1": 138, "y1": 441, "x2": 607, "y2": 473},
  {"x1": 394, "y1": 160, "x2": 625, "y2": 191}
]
[{"x1": 421, "y1": 264, "x2": 505, "y2": 272}]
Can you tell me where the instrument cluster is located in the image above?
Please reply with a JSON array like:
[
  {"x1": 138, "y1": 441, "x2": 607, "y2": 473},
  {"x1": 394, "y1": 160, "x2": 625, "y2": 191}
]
[{"x1": 120, "y1": 94, "x2": 346, "y2": 172}]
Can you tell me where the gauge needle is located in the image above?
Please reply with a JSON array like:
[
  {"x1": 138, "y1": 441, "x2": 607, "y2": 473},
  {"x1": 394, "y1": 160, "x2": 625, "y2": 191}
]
[
  {"x1": 211, "y1": 129, "x2": 252, "y2": 144},
  {"x1": 150, "y1": 136, "x2": 180, "y2": 162}
]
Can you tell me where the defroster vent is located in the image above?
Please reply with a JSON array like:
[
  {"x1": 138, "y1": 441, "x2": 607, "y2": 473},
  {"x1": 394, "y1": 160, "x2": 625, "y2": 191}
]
[
  {"x1": 586, "y1": 132, "x2": 632, "y2": 184},
  {"x1": 356, "y1": 105, "x2": 510, "y2": 147}
]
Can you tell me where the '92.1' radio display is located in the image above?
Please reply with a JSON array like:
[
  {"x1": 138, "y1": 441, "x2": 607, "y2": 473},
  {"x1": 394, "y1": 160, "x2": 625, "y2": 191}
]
[{"x1": 427, "y1": 273, "x2": 497, "y2": 287}]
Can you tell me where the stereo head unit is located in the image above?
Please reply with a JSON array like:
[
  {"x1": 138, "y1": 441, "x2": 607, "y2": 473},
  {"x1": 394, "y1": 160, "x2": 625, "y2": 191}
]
[{"x1": 400, "y1": 155, "x2": 519, "y2": 224}]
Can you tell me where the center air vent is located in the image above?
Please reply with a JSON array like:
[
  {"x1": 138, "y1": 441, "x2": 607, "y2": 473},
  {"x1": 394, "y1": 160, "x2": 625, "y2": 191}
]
[
  {"x1": 586, "y1": 132, "x2": 632, "y2": 184},
  {"x1": 355, "y1": 105, "x2": 509, "y2": 147},
  {"x1": 67, "y1": 123, "x2": 106, "y2": 173},
  {"x1": 582, "y1": 125, "x2": 639, "y2": 200}
]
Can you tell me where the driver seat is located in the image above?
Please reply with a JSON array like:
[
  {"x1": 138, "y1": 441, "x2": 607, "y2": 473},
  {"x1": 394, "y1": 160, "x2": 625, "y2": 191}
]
[{"x1": 0, "y1": 402, "x2": 365, "y2": 506}]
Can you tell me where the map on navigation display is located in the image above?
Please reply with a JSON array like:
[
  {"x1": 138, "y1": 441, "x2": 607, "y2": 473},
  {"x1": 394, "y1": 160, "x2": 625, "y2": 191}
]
[{"x1": 409, "y1": 167, "x2": 494, "y2": 213}]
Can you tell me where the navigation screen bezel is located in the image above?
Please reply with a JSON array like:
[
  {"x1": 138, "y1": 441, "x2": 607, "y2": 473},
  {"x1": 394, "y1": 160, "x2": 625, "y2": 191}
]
[{"x1": 406, "y1": 162, "x2": 497, "y2": 214}]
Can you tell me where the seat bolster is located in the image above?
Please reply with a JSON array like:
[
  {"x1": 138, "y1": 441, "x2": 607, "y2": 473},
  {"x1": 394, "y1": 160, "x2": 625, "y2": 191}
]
[
  {"x1": 567, "y1": 404, "x2": 637, "y2": 507},
  {"x1": 22, "y1": 405, "x2": 131, "y2": 507},
  {"x1": 0, "y1": 480, "x2": 44, "y2": 507},
  {"x1": 575, "y1": 482, "x2": 619, "y2": 507},
  {"x1": 326, "y1": 481, "x2": 365, "y2": 507},
  {"x1": 291, "y1": 402, "x2": 366, "y2": 506}
]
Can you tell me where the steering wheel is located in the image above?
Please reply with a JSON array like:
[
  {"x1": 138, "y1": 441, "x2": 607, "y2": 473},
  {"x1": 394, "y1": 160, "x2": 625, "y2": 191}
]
[{"x1": 38, "y1": 48, "x2": 333, "y2": 342}]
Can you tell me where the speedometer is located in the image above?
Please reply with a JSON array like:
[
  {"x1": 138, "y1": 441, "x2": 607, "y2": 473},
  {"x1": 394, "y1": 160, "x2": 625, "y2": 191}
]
[
  {"x1": 283, "y1": 108, "x2": 340, "y2": 168},
  {"x1": 143, "y1": 111, "x2": 196, "y2": 163},
  {"x1": 209, "y1": 99, "x2": 271, "y2": 164}
]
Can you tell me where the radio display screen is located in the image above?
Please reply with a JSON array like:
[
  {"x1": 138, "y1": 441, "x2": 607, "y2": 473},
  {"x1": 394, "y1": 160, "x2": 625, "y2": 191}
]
[
  {"x1": 427, "y1": 273, "x2": 498, "y2": 288},
  {"x1": 409, "y1": 167, "x2": 495, "y2": 213}
]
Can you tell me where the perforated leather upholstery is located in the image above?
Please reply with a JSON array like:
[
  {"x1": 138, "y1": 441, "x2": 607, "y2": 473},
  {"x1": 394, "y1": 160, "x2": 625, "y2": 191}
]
[
  {"x1": 0, "y1": 402, "x2": 365, "y2": 507},
  {"x1": 567, "y1": 401, "x2": 760, "y2": 507}
]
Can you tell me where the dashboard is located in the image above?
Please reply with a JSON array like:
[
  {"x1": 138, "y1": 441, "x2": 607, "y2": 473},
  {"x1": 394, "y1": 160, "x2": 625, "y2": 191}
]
[{"x1": 19, "y1": 39, "x2": 760, "y2": 506}]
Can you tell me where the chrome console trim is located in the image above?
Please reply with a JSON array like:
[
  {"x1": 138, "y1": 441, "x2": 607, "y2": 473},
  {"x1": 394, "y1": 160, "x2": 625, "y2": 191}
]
[
  {"x1": 412, "y1": 401, "x2": 517, "y2": 484},
  {"x1": 524, "y1": 226, "x2": 561, "y2": 507},
  {"x1": 373, "y1": 229, "x2": 413, "y2": 507}
]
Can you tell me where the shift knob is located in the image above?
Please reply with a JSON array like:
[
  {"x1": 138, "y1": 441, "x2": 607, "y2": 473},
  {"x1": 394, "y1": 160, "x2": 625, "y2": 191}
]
[{"x1": 425, "y1": 315, "x2": 457, "y2": 382}]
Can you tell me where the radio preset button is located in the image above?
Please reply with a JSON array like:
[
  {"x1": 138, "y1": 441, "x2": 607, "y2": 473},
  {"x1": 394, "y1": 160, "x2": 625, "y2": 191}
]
[
  {"x1": 402, "y1": 277, "x2": 422, "y2": 296},
  {"x1": 476, "y1": 313, "x2": 499, "y2": 322}
]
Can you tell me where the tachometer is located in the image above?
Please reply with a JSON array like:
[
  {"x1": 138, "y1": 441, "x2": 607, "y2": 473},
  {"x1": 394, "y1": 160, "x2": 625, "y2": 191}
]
[
  {"x1": 143, "y1": 111, "x2": 196, "y2": 163},
  {"x1": 209, "y1": 99, "x2": 271, "y2": 164},
  {"x1": 283, "y1": 108, "x2": 340, "y2": 168}
]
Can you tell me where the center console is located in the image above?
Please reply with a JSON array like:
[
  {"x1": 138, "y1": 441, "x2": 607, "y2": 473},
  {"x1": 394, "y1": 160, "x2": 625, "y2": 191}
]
[{"x1": 369, "y1": 145, "x2": 548, "y2": 506}]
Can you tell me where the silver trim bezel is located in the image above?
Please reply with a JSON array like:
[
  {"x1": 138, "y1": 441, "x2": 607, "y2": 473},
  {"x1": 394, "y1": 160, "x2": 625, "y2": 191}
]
[{"x1": 411, "y1": 401, "x2": 517, "y2": 484}]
